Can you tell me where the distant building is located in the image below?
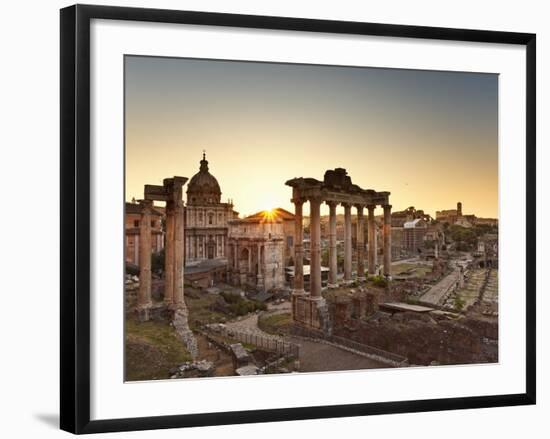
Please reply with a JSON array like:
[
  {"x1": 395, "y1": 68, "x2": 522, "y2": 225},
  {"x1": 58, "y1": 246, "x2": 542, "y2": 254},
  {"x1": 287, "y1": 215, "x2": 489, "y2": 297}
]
[
  {"x1": 184, "y1": 153, "x2": 239, "y2": 265},
  {"x1": 391, "y1": 206, "x2": 431, "y2": 227},
  {"x1": 403, "y1": 218, "x2": 428, "y2": 252},
  {"x1": 436, "y1": 202, "x2": 462, "y2": 224},
  {"x1": 424, "y1": 223, "x2": 445, "y2": 244},
  {"x1": 475, "y1": 217, "x2": 499, "y2": 227},
  {"x1": 125, "y1": 201, "x2": 164, "y2": 266},
  {"x1": 454, "y1": 216, "x2": 473, "y2": 228},
  {"x1": 391, "y1": 206, "x2": 431, "y2": 257},
  {"x1": 436, "y1": 201, "x2": 498, "y2": 228}
]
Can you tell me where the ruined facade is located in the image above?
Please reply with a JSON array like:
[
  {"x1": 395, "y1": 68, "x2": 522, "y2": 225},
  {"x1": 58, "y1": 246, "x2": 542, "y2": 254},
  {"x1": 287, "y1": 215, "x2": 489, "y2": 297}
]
[
  {"x1": 245, "y1": 208, "x2": 296, "y2": 266},
  {"x1": 227, "y1": 211, "x2": 288, "y2": 292}
]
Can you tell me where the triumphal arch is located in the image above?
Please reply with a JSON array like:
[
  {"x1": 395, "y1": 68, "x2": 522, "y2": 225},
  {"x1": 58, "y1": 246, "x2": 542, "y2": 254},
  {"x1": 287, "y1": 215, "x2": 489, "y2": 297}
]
[{"x1": 286, "y1": 168, "x2": 392, "y2": 332}]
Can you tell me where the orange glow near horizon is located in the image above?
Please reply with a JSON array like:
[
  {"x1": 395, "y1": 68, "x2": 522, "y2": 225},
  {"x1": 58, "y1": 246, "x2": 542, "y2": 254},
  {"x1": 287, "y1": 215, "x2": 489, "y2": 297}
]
[{"x1": 125, "y1": 56, "x2": 498, "y2": 219}]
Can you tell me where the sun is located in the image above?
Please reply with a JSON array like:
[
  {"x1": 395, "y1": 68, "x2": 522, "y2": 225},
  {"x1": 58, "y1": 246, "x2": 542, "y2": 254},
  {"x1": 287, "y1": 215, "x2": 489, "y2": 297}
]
[{"x1": 261, "y1": 208, "x2": 277, "y2": 222}]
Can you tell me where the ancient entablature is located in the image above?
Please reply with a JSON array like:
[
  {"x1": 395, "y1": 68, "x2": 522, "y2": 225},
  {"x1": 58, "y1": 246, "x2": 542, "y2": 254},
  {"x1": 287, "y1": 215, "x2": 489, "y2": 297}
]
[
  {"x1": 286, "y1": 167, "x2": 390, "y2": 207},
  {"x1": 286, "y1": 168, "x2": 392, "y2": 333}
]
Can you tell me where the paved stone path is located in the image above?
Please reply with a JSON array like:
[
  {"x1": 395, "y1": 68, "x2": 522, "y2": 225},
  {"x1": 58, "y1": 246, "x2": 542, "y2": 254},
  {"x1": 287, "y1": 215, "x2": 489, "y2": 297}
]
[
  {"x1": 287, "y1": 336, "x2": 388, "y2": 372},
  {"x1": 420, "y1": 269, "x2": 459, "y2": 305},
  {"x1": 225, "y1": 312, "x2": 264, "y2": 333},
  {"x1": 225, "y1": 302, "x2": 387, "y2": 371},
  {"x1": 224, "y1": 302, "x2": 291, "y2": 335}
]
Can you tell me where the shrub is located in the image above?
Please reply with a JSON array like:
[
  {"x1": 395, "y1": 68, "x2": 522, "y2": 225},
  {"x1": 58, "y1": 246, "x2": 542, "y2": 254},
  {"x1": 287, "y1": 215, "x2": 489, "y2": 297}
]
[
  {"x1": 220, "y1": 292, "x2": 266, "y2": 316},
  {"x1": 453, "y1": 296, "x2": 466, "y2": 312},
  {"x1": 370, "y1": 275, "x2": 387, "y2": 288},
  {"x1": 220, "y1": 291, "x2": 240, "y2": 304}
]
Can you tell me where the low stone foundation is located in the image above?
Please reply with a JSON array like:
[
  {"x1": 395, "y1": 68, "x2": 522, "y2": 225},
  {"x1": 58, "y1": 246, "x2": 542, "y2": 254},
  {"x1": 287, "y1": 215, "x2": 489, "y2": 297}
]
[
  {"x1": 291, "y1": 292, "x2": 331, "y2": 335},
  {"x1": 172, "y1": 308, "x2": 199, "y2": 359},
  {"x1": 135, "y1": 302, "x2": 166, "y2": 322},
  {"x1": 334, "y1": 312, "x2": 498, "y2": 365}
]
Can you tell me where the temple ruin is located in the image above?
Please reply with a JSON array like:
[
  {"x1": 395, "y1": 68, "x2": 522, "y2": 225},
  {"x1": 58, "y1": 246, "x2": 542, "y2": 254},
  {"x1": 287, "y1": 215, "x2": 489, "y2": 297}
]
[
  {"x1": 286, "y1": 168, "x2": 392, "y2": 332},
  {"x1": 136, "y1": 176, "x2": 188, "y2": 320}
]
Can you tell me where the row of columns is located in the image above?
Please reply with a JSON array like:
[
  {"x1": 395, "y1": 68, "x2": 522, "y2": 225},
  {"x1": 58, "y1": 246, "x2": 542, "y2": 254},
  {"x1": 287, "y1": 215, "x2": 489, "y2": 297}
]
[
  {"x1": 293, "y1": 199, "x2": 392, "y2": 298},
  {"x1": 186, "y1": 234, "x2": 226, "y2": 260}
]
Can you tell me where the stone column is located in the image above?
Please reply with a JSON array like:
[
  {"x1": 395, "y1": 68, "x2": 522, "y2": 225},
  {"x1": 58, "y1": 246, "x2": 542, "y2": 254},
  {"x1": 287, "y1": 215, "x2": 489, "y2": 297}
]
[
  {"x1": 292, "y1": 199, "x2": 305, "y2": 294},
  {"x1": 164, "y1": 201, "x2": 175, "y2": 306},
  {"x1": 367, "y1": 205, "x2": 376, "y2": 277},
  {"x1": 234, "y1": 241, "x2": 240, "y2": 285},
  {"x1": 383, "y1": 204, "x2": 392, "y2": 279},
  {"x1": 309, "y1": 197, "x2": 322, "y2": 297},
  {"x1": 138, "y1": 200, "x2": 153, "y2": 320},
  {"x1": 343, "y1": 203, "x2": 352, "y2": 283},
  {"x1": 257, "y1": 242, "x2": 264, "y2": 289},
  {"x1": 327, "y1": 201, "x2": 338, "y2": 288},
  {"x1": 173, "y1": 200, "x2": 185, "y2": 309},
  {"x1": 134, "y1": 235, "x2": 139, "y2": 266},
  {"x1": 184, "y1": 234, "x2": 188, "y2": 262},
  {"x1": 356, "y1": 205, "x2": 366, "y2": 282}
]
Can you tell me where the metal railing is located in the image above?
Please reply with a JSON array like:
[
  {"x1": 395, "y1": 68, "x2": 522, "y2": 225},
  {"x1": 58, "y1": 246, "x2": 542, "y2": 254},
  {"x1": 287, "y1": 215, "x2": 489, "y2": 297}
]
[{"x1": 219, "y1": 326, "x2": 300, "y2": 358}]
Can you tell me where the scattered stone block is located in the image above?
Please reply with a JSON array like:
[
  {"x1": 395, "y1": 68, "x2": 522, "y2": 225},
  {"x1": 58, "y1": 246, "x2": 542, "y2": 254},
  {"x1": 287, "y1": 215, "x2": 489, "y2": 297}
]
[
  {"x1": 230, "y1": 343, "x2": 252, "y2": 367},
  {"x1": 235, "y1": 365, "x2": 259, "y2": 376}
]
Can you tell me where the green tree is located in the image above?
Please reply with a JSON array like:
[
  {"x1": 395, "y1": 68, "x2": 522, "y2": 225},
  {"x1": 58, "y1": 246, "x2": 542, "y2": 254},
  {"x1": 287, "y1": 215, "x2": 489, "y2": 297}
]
[{"x1": 448, "y1": 225, "x2": 477, "y2": 251}]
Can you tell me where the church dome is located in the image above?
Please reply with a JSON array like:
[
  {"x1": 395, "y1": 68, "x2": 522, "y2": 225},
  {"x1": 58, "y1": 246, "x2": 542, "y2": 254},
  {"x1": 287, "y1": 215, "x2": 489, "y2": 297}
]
[{"x1": 186, "y1": 152, "x2": 221, "y2": 205}]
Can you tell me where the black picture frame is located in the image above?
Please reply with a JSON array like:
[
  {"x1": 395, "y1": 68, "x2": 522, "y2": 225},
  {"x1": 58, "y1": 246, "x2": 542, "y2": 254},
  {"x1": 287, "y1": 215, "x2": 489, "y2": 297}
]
[{"x1": 60, "y1": 4, "x2": 536, "y2": 434}]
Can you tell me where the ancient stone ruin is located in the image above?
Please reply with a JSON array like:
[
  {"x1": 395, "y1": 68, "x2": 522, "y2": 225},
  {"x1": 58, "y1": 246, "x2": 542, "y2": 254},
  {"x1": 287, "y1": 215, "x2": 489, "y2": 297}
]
[
  {"x1": 135, "y1": 176, "x2": 198, "y2": 358},
  {"x1": 286, "y1": 168, "x2": 392, "y2": 334}
]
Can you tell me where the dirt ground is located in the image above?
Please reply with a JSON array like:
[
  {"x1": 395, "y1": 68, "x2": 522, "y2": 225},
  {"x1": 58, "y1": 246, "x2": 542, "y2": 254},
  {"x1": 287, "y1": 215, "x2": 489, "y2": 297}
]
[{"x1": 195, "y1": 333, "x2": 235, "y2": 377}]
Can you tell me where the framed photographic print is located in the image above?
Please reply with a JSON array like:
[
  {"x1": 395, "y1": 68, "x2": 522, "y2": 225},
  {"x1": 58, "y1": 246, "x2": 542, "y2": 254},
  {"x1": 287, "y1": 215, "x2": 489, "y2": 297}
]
[{"x1": 60, "y1": 4, "x2": 536, "y2": 434}]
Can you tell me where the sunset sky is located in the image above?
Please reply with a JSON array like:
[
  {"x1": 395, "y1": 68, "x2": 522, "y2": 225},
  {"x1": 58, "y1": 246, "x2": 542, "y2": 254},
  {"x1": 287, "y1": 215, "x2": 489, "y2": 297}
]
[{"x1": 125, "y1": 55, "x2": 498, "y2": 218}]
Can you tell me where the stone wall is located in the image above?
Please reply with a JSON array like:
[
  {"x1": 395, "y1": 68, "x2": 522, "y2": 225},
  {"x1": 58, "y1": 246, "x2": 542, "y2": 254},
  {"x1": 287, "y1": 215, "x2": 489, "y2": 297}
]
[{"x1": 333, "y1": 311, "x2": 497, "y2": 365}]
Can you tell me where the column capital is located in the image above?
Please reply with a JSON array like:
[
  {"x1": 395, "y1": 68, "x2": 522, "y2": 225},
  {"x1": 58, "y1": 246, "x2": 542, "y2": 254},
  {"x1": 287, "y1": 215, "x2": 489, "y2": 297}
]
[
  {"x1": 341, "y1": 202, "x2": 352, "y2": 209},
  {"x1": 366, "y1": 204, "x2": 376, "y2": 211},
  {"x1": 354, "y1": 204, "x2": 365, "y2": 212},
  {"x1": 383, "y1": 204, "x2": 392, "y2": 210},
  {"x1": 325, "y1": 200, "x2": 338, "y2": 209},
  {"x1": 307, "y1": 195, "x2": 324, "y2": 205},
  {"x1": 291, "y1": 197, "x2": 306, "y2": 206}
]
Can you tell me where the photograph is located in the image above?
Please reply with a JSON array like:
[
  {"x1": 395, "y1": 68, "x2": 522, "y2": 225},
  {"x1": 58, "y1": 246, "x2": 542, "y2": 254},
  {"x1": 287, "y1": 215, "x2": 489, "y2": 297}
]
[{"x1": 124, "y1": 55, "x2": 500, "y2": 381}]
